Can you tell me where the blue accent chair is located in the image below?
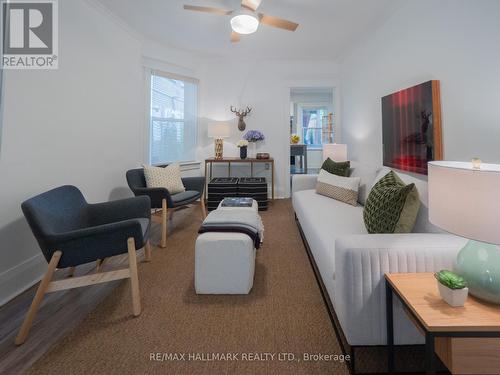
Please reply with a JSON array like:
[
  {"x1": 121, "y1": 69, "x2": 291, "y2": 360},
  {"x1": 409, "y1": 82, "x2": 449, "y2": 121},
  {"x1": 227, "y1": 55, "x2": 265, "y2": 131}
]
[
  {"x1": 126, "y1": 168, "x2": 206, "y2": 248},
  {"x1": 15, "y1": 185, "x2": 152, "y2": 345}
]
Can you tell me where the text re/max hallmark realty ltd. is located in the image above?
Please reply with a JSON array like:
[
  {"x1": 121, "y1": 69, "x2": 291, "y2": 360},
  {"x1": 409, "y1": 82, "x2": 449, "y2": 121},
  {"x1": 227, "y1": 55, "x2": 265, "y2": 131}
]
[{"x1": 149, "y1": 352, "x2": 350, "y2": 363}]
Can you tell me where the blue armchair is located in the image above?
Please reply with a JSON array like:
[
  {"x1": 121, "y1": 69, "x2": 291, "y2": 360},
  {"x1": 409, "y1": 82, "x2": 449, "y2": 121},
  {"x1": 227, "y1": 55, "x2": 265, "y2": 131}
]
[
  {"x1": 16, "y1": 185, "x2": 152, "y2": 345},
  {"x1": 126, "y1": 168, "x2": 206, "y2": 248}
]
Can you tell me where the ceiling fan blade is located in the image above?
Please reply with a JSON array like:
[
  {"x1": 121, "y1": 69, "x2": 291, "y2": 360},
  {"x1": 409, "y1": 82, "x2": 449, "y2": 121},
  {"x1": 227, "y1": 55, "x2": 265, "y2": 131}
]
[
  {"x1": 258, "y1": 13, "x2": 299, "y2": 31},
  {"x1": 183, "y1": 5, "x2": 233, "y2": 16},
  {"x1": 241, "y1": 0, "x2": 262, "y2": 11},
  {"x1": 231, "y1": 31, "x2": 241, "y2": 43}
]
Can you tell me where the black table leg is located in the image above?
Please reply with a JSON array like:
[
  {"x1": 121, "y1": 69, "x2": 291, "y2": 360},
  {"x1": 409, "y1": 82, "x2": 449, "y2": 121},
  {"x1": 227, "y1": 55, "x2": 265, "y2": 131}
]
[
  {"x1": 425, "y1": 332, "x2": 436, "y2": 375},
  {"x1": 386, "y1": 281, "x2": 395, "y2": 375},
  {"x1": 303, "y1": 155, "x2": 306, "y2": 173}
]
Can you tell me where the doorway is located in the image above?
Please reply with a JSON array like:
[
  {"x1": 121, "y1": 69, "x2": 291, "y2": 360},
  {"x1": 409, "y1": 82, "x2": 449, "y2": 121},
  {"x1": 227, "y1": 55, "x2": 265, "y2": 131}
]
[{"x1": 289, "y1": 87, "x2": 335, "y2": 175}]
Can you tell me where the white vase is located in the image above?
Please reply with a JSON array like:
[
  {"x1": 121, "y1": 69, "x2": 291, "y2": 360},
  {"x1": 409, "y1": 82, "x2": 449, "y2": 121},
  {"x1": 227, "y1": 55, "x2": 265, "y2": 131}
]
[{"x1": 437, "y1": 282, "x2": 468, "y2": 307}]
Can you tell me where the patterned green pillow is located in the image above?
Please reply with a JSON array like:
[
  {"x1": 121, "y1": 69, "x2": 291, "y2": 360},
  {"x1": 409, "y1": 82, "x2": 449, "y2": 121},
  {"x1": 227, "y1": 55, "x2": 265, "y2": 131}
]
[
  {"x1": 321, "y1": 158, "x2": 350, "y2": 177},
  {"x1": 363, "y1": 171, "x2": 421, "y2": 233}
]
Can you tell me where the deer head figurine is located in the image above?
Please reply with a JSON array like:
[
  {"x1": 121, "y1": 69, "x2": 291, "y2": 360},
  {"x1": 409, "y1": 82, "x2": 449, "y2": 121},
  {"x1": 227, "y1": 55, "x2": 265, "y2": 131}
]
[{"x1": 230, "y1": 106, "x2": 252, "y2": 131}]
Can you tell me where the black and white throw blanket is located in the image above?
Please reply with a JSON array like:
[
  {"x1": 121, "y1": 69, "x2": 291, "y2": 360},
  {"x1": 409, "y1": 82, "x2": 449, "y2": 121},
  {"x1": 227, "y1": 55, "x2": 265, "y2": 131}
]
[{"x1": 198, "y1": 209, "x2": 264, "y2": 249}]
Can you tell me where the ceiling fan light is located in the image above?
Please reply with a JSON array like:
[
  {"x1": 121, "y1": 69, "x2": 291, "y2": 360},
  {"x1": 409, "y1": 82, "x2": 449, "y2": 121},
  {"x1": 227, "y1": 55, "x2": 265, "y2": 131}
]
[{"x1": 230, "y1": 14, "x2": 259, "y2": 34}]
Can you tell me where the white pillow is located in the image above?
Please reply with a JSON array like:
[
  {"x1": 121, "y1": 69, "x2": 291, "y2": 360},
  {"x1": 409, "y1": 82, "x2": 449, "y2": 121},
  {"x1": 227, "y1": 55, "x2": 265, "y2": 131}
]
[
  {"x1": 143, "y1": 164, "x2": 185, "y2": 194},
  {"x1": 316, "y1": 169, "x2": 361, "y2": 206}
]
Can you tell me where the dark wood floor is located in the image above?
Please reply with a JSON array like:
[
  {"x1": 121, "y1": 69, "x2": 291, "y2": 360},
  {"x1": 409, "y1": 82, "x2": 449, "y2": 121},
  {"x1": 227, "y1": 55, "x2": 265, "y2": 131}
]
[{"x1": 0, "y1": 247, "x2": 150, "y2": 374}]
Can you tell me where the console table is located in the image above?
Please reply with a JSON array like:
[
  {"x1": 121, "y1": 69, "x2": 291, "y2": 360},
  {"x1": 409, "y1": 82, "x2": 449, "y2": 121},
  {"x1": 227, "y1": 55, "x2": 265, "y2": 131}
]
[
  {"x1": 385, "y1": 273, "x2": 500, "y2": 375},
  {"x1": 204, "y1": 157, "x2": 275, "y2": 200}
]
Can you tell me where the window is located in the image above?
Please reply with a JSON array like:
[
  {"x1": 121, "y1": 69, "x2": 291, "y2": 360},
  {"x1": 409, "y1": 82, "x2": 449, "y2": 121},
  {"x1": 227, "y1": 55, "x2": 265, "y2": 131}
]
[
  {"x1": 299, "y1": 105, "x2": 333, "y2": 149},
  {"x1": 149, "y1": 72, "x2": 198, "y2": 164}
]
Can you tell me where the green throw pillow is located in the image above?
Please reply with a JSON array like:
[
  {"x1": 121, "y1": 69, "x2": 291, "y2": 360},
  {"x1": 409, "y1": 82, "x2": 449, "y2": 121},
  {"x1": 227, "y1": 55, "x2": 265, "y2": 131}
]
[
  {"x1": 321, "y1": 158, "x2": 350, "y2": 177},
  {"x1": 363, "y1": 171, "x2": 421, "y2": 233}
]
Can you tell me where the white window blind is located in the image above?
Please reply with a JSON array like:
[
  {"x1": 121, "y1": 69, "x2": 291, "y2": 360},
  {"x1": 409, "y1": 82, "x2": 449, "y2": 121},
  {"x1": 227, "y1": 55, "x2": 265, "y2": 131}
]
[{"x1": 149, "y1": 72, "x2": 198, "y2": 164}]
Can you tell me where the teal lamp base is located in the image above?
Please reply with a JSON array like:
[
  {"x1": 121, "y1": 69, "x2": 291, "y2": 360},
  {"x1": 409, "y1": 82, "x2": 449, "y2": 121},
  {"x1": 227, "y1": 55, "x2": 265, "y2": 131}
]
[{"x1": 456, "y1": 240, "x2": 500, "y2": 304}]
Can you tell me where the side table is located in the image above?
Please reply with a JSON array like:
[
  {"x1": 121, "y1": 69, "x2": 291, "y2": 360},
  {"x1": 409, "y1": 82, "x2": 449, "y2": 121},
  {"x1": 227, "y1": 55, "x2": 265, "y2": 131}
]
[{"x1": 385, "y1": 273, "x2": 500, "y2": 375}]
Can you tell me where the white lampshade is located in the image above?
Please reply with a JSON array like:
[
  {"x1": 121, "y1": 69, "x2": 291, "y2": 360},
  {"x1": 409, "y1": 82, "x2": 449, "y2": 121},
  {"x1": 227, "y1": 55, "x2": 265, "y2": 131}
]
[
  {"x1": 323, "y1": 143, "x2": 347, "y2": 162},
  {"x1": 428, "y1": 161, "x2": 500, "y2": 244},
  {"x1": 208, "y1": 122, "x2": 231, "y2": 138}
]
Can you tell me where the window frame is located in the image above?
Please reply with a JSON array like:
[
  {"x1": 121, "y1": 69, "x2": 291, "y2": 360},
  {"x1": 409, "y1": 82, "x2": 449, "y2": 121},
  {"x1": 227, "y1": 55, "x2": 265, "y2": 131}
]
[
  {"x1": 296, "y1": 102, "x2": 334, "y2": 151},
  {"x1": 146, "y1": 69, "x2": 199, "y2": 166}
]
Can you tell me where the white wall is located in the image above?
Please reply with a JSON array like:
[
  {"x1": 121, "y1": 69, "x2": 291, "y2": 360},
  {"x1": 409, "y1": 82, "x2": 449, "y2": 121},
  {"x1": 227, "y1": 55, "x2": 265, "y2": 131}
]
[
  {"x1": 340, "y1": 0, "x2": 500, "y2": 167},
  {"x1": 141, "y1": 39, "x2": 201, "y2": 78},
  {"x1": 0, "y1": 0, "x2": 147, "y2": 305},
  {"x1": 198, "y1": 58, "x2": 339, "y2": 198},
  {"x1": 0, "y1": 0, "x2": 212, "y2": 306}
]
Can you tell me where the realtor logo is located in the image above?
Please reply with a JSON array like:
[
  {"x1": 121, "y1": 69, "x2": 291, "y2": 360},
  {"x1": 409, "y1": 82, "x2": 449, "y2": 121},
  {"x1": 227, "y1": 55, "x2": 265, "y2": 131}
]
[{"x1": 1, "y1": 0, "x2": 58, "y2": 69}]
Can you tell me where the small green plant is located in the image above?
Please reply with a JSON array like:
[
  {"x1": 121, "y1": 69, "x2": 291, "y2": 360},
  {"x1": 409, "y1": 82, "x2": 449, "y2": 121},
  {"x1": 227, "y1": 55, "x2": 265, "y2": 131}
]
[{"x1": 434, "y1": 270, "x2": 467, "y2": 290}]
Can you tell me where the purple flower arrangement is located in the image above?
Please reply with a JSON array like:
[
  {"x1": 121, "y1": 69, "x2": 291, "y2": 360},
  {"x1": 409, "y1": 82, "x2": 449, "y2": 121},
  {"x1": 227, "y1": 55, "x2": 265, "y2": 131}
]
[{"x1": 243, "y1": 130, "x2": 265, "y2": 142}]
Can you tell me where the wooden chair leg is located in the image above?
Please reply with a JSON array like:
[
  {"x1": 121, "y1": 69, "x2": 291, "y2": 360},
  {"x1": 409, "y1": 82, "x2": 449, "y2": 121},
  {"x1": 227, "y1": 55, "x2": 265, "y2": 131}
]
[
  {"x1": 15, "y1": 251, "x2": 62, "y2": 346},
  {"x1": 160, "y1": 199, "x2": 167, "y2": 248},
  {"x1": 127, "y1": 238, "x2": 141, "y2": 316},
  {"x1": 144, "y1": 241, "x2": 152, "y2": 262},
  {"x1": 200, "y1": 198, "x2": 207, "y2": 219}
]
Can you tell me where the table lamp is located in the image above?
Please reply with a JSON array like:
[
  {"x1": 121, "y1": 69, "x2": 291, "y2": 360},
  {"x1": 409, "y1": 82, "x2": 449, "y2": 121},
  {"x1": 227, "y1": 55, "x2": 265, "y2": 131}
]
[
  {"x1": 208, "y1": 122, "x2": 231, "y2": 159},
  {"x1": 428, "y1": 160, "x2": 500, "y2": 303},
  {"x1": 323, "y1": 143, "x2": 347, "y2": 162}
]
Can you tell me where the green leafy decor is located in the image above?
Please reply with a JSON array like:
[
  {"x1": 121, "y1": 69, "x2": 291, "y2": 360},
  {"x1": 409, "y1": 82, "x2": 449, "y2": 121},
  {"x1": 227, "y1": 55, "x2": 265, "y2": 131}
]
[{"x1": 434, "y1": 270, "x2": 467, "y2": 290}]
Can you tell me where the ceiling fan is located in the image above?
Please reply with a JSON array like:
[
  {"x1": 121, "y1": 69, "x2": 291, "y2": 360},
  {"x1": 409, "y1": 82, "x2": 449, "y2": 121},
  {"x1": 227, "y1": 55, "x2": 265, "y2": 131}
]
[{"x1": 183, "y1": 0, "x2": 299, "y2": 43}]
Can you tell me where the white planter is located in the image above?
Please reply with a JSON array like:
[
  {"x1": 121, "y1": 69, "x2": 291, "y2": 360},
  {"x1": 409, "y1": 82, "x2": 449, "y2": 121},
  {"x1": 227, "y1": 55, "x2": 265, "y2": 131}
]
[{"x1": 437, "y1": 282, "x2": 468, "y2": 307}]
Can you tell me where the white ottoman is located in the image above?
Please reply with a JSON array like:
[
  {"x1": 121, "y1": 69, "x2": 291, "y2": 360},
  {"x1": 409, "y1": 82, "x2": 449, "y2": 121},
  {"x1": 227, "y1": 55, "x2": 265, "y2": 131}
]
[
  {"x1": 195, "y1": 232, "x2": 256, "y2": 294},
  {"x1": 216, "y1": 199, "x2": 264, "y2": 242},
  {"x1": 217, "y1": 199, "x2": 259, "y2": 212}
]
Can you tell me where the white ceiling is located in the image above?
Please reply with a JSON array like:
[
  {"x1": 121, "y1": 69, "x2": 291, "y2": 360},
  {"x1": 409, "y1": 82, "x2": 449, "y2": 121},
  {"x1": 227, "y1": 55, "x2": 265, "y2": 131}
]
[{"x1": 96, "y1": 0, "x2": 397, "y2": 60}]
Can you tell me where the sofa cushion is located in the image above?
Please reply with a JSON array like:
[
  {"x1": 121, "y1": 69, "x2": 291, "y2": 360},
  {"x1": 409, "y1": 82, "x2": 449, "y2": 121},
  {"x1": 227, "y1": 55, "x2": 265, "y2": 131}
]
[
  {"x1": 397, "y1": 172, "x2": 443, "y2": 234},
  {"x1": 364, "y1": 171, "x2": 420, "y2": 233},
  {"x1": 369, "y1": 167, "x2": 442, "y2": 233},
  {"x1": 321, "y1": 158, "x2": 350, "y2": 177},
  {"x1": 370, "y1": 166, "x2": 392, "y2": 189},
  {"x1": 349, "y1": 161, "x2": 379, "y2": 205},
  {"x1": 316, "y1": 169, "x2": 360, "y2": 206},
  {"x1": 171, "y1": 190, "x2": 201, "y2": 206},
  {"x1": 292, "y1": 189, "x2": 367, "y2": 301}
]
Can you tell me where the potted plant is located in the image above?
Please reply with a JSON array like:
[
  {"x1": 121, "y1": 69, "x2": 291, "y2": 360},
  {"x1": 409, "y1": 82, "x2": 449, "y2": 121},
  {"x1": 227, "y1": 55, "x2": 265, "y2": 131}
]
[
  {"x1": 434, "y1": 269, "x2": 468, "y2": 307},
  {"x1": 291, "y1": 134, "x2": 300, "y2": 144},
  {"x1": 237, "y1": 140, "x2": 249, "y2": 159},
  {"x1": 243, "y1": 130, "x2": 265, "y2": 158}
]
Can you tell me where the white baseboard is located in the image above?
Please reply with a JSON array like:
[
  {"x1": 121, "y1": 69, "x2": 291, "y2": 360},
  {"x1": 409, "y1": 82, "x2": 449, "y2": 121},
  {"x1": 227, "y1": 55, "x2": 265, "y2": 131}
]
[{"x1": 0, "y1": 254, "x2": 46, "y2": 307}]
